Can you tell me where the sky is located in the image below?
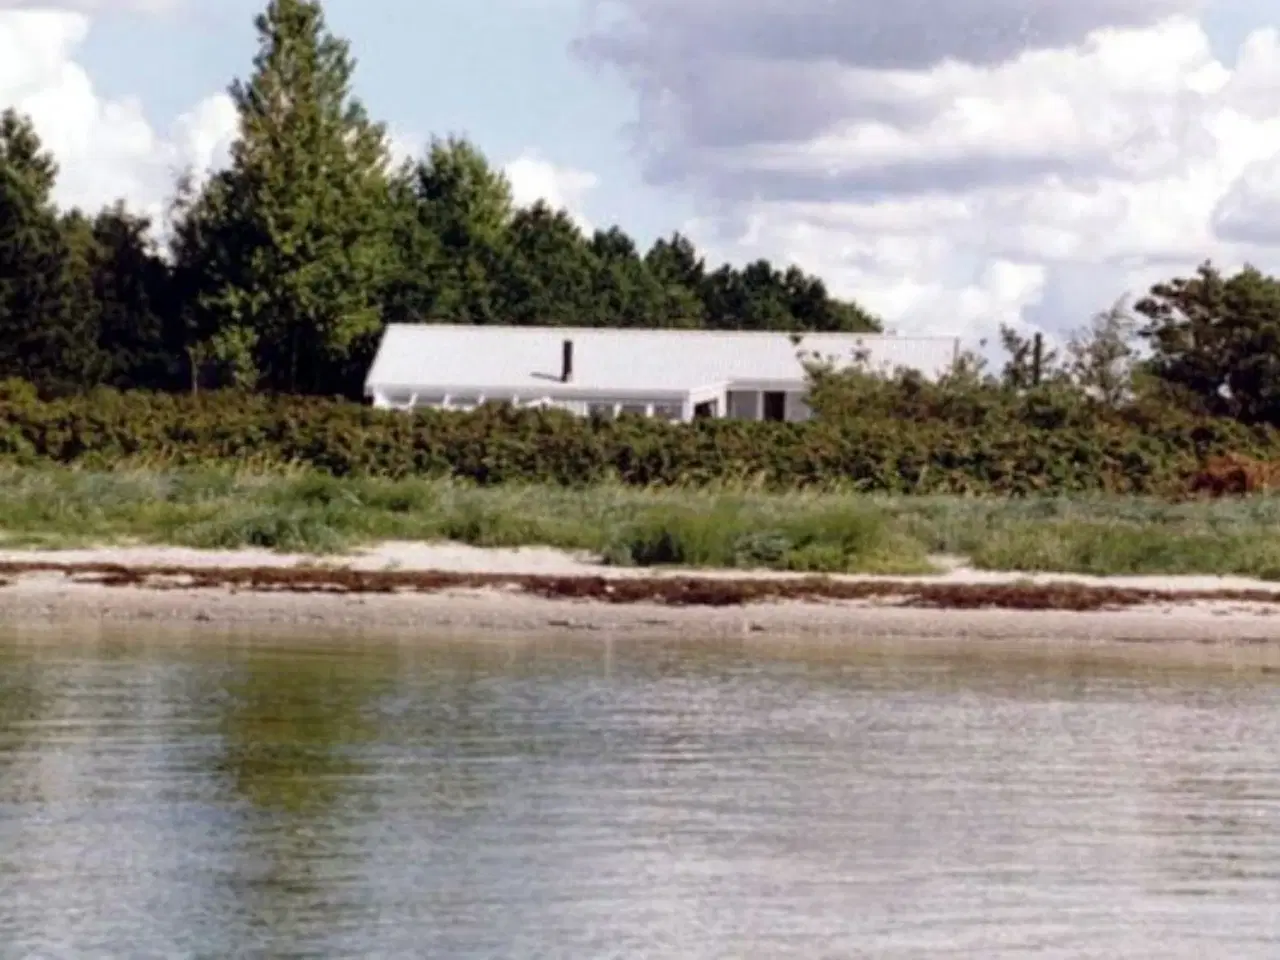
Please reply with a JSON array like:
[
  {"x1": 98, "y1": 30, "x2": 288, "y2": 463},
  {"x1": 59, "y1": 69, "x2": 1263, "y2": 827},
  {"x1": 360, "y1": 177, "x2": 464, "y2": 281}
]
[{"x1": 1, "y1": 0, "x2": 1278, "y2": 345}]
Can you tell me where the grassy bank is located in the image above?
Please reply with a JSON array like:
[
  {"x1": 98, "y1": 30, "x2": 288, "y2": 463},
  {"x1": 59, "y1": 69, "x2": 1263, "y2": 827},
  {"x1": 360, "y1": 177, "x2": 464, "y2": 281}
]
[{"x1": 4, "y1": 466, "x2": 1280, "y2": 578}]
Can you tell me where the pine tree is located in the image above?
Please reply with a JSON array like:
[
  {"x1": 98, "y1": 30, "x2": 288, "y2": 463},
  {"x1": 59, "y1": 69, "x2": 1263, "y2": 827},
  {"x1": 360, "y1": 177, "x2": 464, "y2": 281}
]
[
  {"x1": 190, "y1": 0, "x2": 397, "y2": 394},
  {"x1": 392, "y1": 136, "x2": 514, "y2": 324},
  {"x1": 0, "y1": 109, "x2": 104, "y2": 393}
]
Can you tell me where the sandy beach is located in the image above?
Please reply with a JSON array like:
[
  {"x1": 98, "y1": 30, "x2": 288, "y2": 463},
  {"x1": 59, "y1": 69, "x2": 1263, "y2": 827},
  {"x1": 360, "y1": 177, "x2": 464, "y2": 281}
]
[{"x1": 2, "y1": 542, "x2": 1280, "y2": 656}]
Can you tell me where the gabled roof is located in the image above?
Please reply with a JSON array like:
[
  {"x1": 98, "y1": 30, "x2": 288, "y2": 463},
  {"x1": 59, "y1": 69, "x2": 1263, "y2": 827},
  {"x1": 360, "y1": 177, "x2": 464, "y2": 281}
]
[{"x1": 364, "y1": 323, "x2": 960, "y2": 396}]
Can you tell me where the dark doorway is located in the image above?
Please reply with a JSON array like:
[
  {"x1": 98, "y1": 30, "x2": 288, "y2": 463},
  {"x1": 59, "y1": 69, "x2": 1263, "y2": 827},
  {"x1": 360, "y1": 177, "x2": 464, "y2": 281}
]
[
  {"x1": 693, "y1": 400, "x2": 717, "y2": 419},
  {"x1": 762, "y1": 391, "x2": 786, "y2": 421}
]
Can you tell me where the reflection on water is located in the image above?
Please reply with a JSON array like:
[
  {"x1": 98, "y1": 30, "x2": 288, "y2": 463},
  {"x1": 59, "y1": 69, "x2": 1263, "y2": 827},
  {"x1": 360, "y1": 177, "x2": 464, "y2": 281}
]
[{"x1": 1, "y1": 633, "x2": 1279, "y2": 957}]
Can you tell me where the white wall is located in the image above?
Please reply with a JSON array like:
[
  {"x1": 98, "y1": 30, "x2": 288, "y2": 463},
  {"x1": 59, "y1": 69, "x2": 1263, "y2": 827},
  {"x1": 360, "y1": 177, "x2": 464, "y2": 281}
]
[
  {"x1": 372, "y1": 389, "x2": 686, "y2": 419},
  {"x1": 371, "y1": 385, "x2": 815, "y2": 421}
]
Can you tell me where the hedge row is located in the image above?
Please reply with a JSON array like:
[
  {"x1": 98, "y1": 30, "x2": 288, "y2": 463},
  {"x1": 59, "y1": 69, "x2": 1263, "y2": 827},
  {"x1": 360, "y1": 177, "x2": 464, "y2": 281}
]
[{"x1": 1, "y1": 385, "x2": 1277, "y2": 495}]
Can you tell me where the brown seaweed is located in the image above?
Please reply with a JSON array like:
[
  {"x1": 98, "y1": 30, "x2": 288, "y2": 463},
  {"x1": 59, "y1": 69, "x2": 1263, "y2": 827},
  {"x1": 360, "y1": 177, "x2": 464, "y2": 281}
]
[{"x1": 1, "y1": 560, "x2": 1277, "y2": 611}]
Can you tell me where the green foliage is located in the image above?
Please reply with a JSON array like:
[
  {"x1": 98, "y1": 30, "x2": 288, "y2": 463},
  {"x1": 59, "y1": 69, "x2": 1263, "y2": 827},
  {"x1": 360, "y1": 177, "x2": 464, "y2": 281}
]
[
  {"x1": 1066, "y1": 297, "x2": 1138, "y2": 406},
  {"x1": 6, "y1": 0, "x2": 1280, "y2": 446},
  {"x1": 0, "y1": 463, "x2": 928, "y2": 572},
  {"x1": 386, "y1": 135, "x2": 513, "y2": 325},
  {"x1": 0, "y1": 109, "x2": 105, "y2": 394},
  {"x1": 79, "y1": 202, "x2": 183, "y2": 390},
  {"x1": 1137, "y1": 261, "x2": 1280, "y2": 423},
  {"x1": 10, "y1": 465, "x2": 1280, "y2": 579},
  {"x1": 0, "y1": 0, "x2": 882, "y2": 401},
  {"x1": 496, "y1": 202, "x2": 598, "y2": 324},
  {"x1": 179, "y1": 0, "x2": 397, "y2": 396},
  {"x1": 700, "y1": 260, "x2": 878, "y2": 332},
  {"x1": 0, "y1": 386, "x2": 1274, "y2": 498}
]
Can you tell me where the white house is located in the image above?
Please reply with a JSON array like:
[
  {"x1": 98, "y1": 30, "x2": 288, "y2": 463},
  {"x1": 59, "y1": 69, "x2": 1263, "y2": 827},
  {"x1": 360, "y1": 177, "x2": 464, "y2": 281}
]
[{"x1": 363, "y1": 323, "x2": 961, "y2": 422}]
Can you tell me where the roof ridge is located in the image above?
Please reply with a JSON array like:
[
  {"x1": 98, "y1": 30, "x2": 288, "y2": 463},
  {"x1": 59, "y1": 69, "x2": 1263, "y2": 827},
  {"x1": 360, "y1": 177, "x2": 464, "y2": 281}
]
[{"x1": 384, "y1": 323, "x2": 953, "y2": 340}]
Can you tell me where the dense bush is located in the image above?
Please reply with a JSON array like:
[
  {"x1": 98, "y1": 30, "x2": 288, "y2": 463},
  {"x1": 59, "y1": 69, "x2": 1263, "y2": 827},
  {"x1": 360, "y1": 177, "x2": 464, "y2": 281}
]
[{"x1": 2, "y1": 385, "x2": 1278, "y2": 496}]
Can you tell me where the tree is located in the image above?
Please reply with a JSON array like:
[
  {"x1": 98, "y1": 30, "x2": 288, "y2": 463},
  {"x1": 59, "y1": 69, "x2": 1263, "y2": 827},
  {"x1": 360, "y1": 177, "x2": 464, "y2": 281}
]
[
  {"x1": 391, "y1": 136, "x2": 513, "y2": 324},
  {"x1": 701, "y1": 261, "x2": 792, "y2": 330},
  {"x1": 494, "y1": 201, "x2": 596, "y2": 324},
  {"x1": 380, "y1": 165, "x2": 444, "y2": 326},
  {"x1": 189, "y1": 0, "x2": 398, "y2": 394},
  {"x1": 645, "y1": 232, "x2": 705, "y2": 291},
  {"x1": 998, "y1": 325, "x2": 1058, "y2": 390},
  {"x1": 779, "y1": 265, "x2": 880, "y2": 332},
  {"x1": 1065, "y1": 297, "x2": 1137, "y2": 407},
  {"x1": 83, "y1": 202, "x2": 181, "y2": 389},
  {"x1": 588, "y1": 226, "x2": 699, "y2": 327},
  {"x1": 168, "y1": 169, "x2": 258, "y2": 390},
  {"x1": 414, "y1": 136, "x2": 513, "y2": 245},
  {"x1": 0, "y1": 109, "x2": 104, "y2": 393},
  {"x1": 1136, "y1": 262, "x2": 1280, "y2": 422},
  {"x1": 700, "y1": 258, "x2": 880, "y2": 332}
]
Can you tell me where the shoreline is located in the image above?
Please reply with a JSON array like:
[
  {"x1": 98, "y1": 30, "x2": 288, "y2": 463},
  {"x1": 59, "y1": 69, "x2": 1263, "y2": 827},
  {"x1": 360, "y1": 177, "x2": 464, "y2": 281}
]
[{"x1": 2, "y1": 543, "x2": 1280, "y2": 652}]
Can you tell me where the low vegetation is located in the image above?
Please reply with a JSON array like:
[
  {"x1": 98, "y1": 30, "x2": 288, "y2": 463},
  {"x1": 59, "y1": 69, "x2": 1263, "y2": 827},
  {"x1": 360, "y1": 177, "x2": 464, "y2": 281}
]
[
  {"x1": 6, "y1": 466, "x2": 1280, "y2": 579},
  {"x1": 4, "y1": 385, "x2": 1280, "y2": 497}
]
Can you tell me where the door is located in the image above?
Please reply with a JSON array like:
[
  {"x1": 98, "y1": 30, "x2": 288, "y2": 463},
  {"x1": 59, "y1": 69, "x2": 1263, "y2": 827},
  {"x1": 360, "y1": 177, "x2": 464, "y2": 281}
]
[{"x1": 762, "y1": 391, "x2": 786, "y2": 421}]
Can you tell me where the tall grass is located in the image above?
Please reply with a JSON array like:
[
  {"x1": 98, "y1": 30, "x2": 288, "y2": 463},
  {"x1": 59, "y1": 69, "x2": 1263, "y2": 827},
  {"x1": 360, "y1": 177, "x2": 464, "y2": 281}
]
[
  {"x1": 0, "y1": 466, "x2": 929, "y2": 574},
  {"x1": 2, "y1": 465, "x2": 1280, "y2": 577}
]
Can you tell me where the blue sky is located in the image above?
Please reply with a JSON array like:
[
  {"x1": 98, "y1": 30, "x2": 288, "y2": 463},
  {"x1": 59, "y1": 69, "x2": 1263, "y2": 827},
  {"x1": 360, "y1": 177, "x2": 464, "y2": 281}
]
[
  {"x1": 5, "y1": 0, "x2": 1278, "y2": 342},
  {"x1": 71, "y1": 0, "x2": 1269, "y2": 252},
  {"x1": 75, "y1": 0, "x2": 689, "y2": 244}
]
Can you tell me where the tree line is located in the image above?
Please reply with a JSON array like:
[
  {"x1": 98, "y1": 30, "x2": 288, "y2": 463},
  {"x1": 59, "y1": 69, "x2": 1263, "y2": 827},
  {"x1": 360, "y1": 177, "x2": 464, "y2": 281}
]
[
  {"x1": 805, "y1": 261, "x2": 1280, "y2": 433},
  {"x1": 0, "y1": 0, "x2": 877, "y2": 400},
  {"x1": 4, "y1": 0, "x2": 1279, "y2": 432}
]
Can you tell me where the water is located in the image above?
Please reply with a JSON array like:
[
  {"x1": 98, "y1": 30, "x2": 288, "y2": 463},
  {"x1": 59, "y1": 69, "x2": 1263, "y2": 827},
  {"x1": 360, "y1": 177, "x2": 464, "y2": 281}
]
[{"x1": 1, "y1": 632, "x2": 1279, "y2": 958}]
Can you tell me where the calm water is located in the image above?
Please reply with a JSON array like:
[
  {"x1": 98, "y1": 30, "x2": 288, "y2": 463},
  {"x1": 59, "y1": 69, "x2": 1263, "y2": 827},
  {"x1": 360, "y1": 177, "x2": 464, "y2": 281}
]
[{"x1": 1, "y1": 632, "x2": 1279, "y2": 958}]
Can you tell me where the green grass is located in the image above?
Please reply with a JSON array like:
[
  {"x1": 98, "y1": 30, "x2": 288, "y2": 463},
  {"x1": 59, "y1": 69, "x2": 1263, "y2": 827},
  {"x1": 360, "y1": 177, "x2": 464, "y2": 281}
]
[{"x1": 3, "y1": 465, "x2": 1280, "y2": 578}]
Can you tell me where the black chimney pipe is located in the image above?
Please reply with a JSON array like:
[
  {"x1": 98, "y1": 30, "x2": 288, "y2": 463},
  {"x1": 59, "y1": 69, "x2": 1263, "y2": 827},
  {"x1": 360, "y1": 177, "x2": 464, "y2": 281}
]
[{"x1": 561, "y1": 339, "x2": 573, "y2": 382}]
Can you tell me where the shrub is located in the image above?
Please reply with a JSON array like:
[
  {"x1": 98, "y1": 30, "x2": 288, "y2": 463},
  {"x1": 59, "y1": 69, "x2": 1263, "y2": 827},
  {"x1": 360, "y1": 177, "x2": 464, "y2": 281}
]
[
  {"x1": 1, "y1": 384, "x2": 1278, "y2": 496},
  {"x1": 1188, "y1": 454, "x2": 1280, "y2": 497}
]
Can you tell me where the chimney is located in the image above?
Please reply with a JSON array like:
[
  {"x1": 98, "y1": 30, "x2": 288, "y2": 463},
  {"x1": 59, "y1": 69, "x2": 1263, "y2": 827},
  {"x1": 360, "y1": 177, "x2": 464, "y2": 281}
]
[{"x1": 561, "y1": 339, "x2": 573, "y2": 382}]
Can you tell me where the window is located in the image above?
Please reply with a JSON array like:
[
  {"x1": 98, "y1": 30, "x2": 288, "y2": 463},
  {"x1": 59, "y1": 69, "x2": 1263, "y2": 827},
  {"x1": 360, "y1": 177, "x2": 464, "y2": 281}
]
[
  {"x1": 726, "y1": 390, "x2": 757, "y2": 419},
  {"x1": 763, "y1": 391, "x2": 786, "y2": 421}
]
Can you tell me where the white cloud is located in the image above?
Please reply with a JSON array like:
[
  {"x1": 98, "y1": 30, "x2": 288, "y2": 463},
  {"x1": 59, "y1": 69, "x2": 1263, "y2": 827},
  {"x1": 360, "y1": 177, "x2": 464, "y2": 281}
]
[
  {"x1": 0, "y1": 0, "x2": 183, "y2": 11},
  {"x1": 1213, "y1": 155, "x2": 1280, "y2": 246},
  {"x1": 581, "y1": 1, "x2": 1280, "y2": 343},
  {"x1": 504, "y1": 150, "x2": 598, "y2": 230},
  {"x1": 0, "y1": 8, "x2": 236, "y2": 223}
]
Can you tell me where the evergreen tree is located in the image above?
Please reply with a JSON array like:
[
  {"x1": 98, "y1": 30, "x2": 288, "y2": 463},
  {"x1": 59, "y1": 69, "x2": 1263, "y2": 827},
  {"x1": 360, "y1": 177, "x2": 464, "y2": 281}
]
[
  {"x1": 645, "y1": 232, "x2": 705, "y2": 291},
  {"x1": 700, "y1": 259, "x2": 881, "y2": 332},
  {"x1": 0, "y1": 109, "x2": 103, "y2": 393},
  {"x1": 168, "y1": 169, "x2": 257, "y2": 390},
  {"x1": 380, "y1": 164, "x2": 445, "y2": 326},
  {"x1": 642, "y1": 231, "x2": 707, "y2": 327},
  {"x1": 589, "y1": 227, "x2": 700, "y2": 327},
  {"x1": 495, "y1": 201, "x2": 596, "y2": 325},
  {"x1": 391, "y1": 136, "x2": 513, "y2": 324},
  {"x1": 85, "y1": 202, "x2": 181, "y2": 389},
  {"x1": 1136, "y1": 262, "x2": 1280, "y2": 423},
  {"x1": 187, "y1": 0, "x2": 397, "y2": 394}
]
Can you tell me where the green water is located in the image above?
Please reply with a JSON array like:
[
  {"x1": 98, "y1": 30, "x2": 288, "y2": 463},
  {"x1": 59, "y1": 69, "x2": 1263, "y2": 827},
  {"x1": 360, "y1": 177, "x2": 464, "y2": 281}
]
[{"x1": 1, "y1": 630, "x2": 1279, "y2": 957}]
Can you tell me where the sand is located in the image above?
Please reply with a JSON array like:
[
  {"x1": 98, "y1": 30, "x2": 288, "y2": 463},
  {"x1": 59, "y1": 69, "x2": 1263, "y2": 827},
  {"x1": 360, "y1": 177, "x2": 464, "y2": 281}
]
[{"x1": 2, "y1": 541, "x2": 1280, "y2": 659}]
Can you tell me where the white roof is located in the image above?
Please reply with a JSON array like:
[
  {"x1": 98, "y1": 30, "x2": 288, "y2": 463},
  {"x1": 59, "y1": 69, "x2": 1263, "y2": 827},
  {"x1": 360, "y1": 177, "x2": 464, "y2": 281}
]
[{"x1": 364, "y1": 324, "x2": 960, "y2": 397}]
